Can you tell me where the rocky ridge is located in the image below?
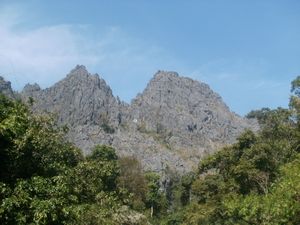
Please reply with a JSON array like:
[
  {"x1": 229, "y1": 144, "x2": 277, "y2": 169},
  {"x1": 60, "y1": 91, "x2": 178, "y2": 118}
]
[
  {"x1": 0, "y1": 76, "x2": 16, "y2": 99},
  {"x1": 1, "y1": 66, "x2": 258, "y2": 173}
]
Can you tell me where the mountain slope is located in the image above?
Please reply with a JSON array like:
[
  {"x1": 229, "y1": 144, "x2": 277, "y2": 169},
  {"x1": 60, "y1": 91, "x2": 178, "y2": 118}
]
[
  {"x1": 2, "y1": 66, "x2": 258, "y2": 173},
  {"x1": 21, "y1": 65, "x2": 125, "y2": 127},
  {"x1": 129, "y1": 70, "x2": 254, "y2": 148},
  {"x1": 0, "y1": 76, "x2": 16, "y2": 99}
]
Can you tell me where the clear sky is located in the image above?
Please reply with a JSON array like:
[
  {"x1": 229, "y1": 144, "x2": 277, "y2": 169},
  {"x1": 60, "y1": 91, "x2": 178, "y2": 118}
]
[{"x1": 0, "y1": 0, "x2": 299, "y2": 115}]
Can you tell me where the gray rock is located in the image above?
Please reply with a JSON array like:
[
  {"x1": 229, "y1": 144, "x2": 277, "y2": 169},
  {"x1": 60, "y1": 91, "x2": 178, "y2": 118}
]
[
  {"x1": 125, "y1": 71, "x2": 258, "y2": 169},
  {"x1": 23, "y1": 83, "x2": 41, "y2": 93},
  {"x1": 21, "y1": 65, "x2": 126, "y2": 127},
  {"x1": 14, "y1": 66, "x2": 259, "y2": 174},
  {"x1": 0, "y1": 76, "x2": 16, "y2": 99}
]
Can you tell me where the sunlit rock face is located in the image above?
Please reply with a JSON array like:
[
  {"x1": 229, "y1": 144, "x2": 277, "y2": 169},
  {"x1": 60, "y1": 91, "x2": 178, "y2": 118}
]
[{"x1": 3, "y1": 65, "x2": 258, "y2": 174}]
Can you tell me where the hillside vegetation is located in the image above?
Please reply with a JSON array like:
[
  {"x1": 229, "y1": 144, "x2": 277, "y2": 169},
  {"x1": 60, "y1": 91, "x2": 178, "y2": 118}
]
[
  {"x1": 0, "y1": 95, "x2": 159, "y2": 224},
  {"x1": 1, "y1": 76, "x2": 300, "y2": 225},
  {"x1": 160, "y1": 76, "x2": 300, "y2": 225}
]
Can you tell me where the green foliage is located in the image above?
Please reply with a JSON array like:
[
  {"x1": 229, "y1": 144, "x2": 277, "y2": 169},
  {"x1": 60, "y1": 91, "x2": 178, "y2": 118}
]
[
  {"x1": 117, "y1": 156, "x2": 147, "y2": 210},
  {"x1": 291, "y1": 75, "x2": 300, "y2": 97},
  {"x1": 179, "y1": 172, "x2": 195, "y2": 206},
  {"x1": 145, "y1": 172, "x2": 161, "y2": 218},
  {"x1": 0, "y1": 95, "x2": 145, "y2": 225},
  {"x1": 0, "y1": 95, "x2": 82, "y2": 184},
  {"x1": 246, "y1": 107, "x2": 271, "y2": 124},
  {"x1": 224, "y1": 154, "x2": 300, "y2": 225},
  {"x1": 160, "y1": 209, "x2": 185, "y2": 225},
  {"x1": 87, "y1": 144, "x2": 118, "y2": 161},
  {"x1": 290, "y1": 76, "x2": 300, "y2": 124},
  {"x1": 192, "y1": 174, "x2": 225, "y2": 203},
  {"x1": 1, "y1": 176, "x2": 75, "y2": 224},
  {"x1": 3, "y1": 74, "x2": 300, "y2": 224},
  {"x1": 144, "y1": 172, "x2": 168, "y2": 219},
  {"x1": 199, "y1": 118, "x2": 297, "y2": 195},
  {"x1": 164, "y1": 76, "x2": 300, "y2": 225}
]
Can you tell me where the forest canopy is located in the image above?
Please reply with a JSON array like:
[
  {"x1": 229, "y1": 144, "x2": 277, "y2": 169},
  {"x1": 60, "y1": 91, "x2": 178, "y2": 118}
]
[{"x1": 1, "y1": 76, "x2": 300, "y2": 225}]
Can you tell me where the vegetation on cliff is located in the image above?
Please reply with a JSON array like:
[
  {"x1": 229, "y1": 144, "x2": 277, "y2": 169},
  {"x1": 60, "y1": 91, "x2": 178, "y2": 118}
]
[{"x1": 1, "y1": 76, "x2": 299, "y2": 224}]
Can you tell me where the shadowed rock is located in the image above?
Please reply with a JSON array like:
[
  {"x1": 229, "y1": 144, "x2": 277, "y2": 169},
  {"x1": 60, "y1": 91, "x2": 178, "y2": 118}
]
[{"x1": 0, "y1": 76, "x2": 16, "y2": 99}]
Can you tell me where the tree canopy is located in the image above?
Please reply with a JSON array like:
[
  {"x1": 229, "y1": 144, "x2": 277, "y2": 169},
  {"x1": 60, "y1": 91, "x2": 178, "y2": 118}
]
[
  {"x1": 1, "y1": 74, "x2": 300, "y2": 224},
  {"x1": 162, "y1": 76, "x2": 300, "y2": 225},
  {"x1": 0, "y1": 95, "x2": 150, "y2": 224}
]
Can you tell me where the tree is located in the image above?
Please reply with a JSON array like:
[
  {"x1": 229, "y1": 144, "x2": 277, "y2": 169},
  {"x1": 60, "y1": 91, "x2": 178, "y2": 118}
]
[
  {"x1": 145, "y1": 172, "x2": 165, "y2": 218},
  {"x1": 0, "y1": 95, "x2": 82, "y2": 184},
  {"x1": 117, "y1": 156, "x2": 147, "y2": 210},
  {"x1": 224, "y1": 154, "x2": 300, "y2": 225},
  {"x1": 0, "y1": 96, "x2": 81, "y2": 224},
  {"x1": 246, "y1": 107, "x2": 271, "y2": 125},
  {"x1": 87, "y1": 145, "x2": 118, "y2": 161},
  {"x1": 180, "y1": 172, "x2": 195, "y2": 206},
  {"x1": 0, "y1": 96, "x2": 136, "y2": 225}
]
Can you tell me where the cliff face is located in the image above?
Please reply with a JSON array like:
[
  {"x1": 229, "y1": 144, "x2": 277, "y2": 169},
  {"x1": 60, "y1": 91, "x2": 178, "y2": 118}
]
[
  {"x1": 2, "y1": 66, "x2": 258, "y2": 173},
  {"x1": 129, "y1": 70, "x2": 254, "y2": 148},
  {"x1": 21, "y1": 65, "x2": 126, "y2": 127},
  {"x1": 0, "y1": 76, "x2": 16, "y2": 99}
]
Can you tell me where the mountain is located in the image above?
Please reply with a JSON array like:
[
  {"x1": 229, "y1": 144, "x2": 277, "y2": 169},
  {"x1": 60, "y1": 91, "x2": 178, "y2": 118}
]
[
  {"x1": 0, "y1": 76, "x2": 16, "y2": 99},
  {"x1": 129, "y1": 71, "x2": 254, "y2": 148},
  {"x1": 1, "y1": 66, "x2": 258, "y2": 173},
  {"x1": 21, "y1": 65, "x2": 124, "y2": 127}
]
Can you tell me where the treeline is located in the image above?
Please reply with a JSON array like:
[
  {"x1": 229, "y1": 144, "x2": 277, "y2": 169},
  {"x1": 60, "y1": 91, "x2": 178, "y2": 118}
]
[
  {"x1": 160, "y1": 76, "x2": 300, "y2": 225},
  {"x1": 0, "y1": 95, "x2": 168, "y2": 224},
  {"x1": 1, "y1": 76, "x2": 300, "y2": 225}
]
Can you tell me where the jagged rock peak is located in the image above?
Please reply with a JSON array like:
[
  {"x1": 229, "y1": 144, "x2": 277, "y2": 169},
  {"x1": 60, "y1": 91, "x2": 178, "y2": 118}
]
[
  {"x1": 68, "y1": 64, "x2": 89, "y2": 77},
  {"x1": 0, "y1": 76, "x2": 11, "y2": 87},
  {"x1": 65, "y1": 65, "x2": 101, "y2": 83},
  {"x1": 153, "y1": 70, "x2": 179, "y2": 79},
  {"x1": 23, "y1": 83, "x2": 41, "y2": 93},
  {"x1": 20, "y1": 65, "x2": 122, "y2": 127},
  {"x1": 58, "y1": 65, "x2": 110, "y2": 95},
  {"x1": 126, "y1": 70, "x2": 258, "y2": 173},
  {"x1": 149, "y1": 70, "x2": 212, "y2": 91},
  {"x1": 139, "y1": 70, "x2": 221, "y2": 105},
  {"x1": 1, "y1": 67, "x2": 259, "y2": 174},
  {"x1": 0, "y1": 76, "x2": 15, "y2": 98}
]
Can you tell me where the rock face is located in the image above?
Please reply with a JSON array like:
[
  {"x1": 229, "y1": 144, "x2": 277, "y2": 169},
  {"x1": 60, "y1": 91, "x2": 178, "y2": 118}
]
[
  {"x1": 4, "y1": 66, "x2": 258, "y2": 173},
  {"x1": 21, "y1": 65, "x2": 125, "y2": 127},
  {"x1": 130, "y1": 71, "x2": 253, "y2": 145},
  {"x1": 0, "y1": 76, "x2": 16, "y2": 98}
]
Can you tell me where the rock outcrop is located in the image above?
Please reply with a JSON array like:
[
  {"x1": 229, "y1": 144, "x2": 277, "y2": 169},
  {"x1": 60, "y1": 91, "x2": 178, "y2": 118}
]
[
  {"x1": 21, "y1": 65, "x2": 126, "y2": 127},
  {"x1": 0, "y1": 76, "x2": 16, "y2": 99},
  {"x1": 3, "y1": 66, "x2": 258, "y2": 173},
  {"x1": 129, "y1": 70, "x2": 247, "y2": 145}
]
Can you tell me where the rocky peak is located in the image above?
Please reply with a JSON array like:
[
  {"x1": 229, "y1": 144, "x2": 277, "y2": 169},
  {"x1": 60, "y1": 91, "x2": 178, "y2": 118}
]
[
  {"x1": 0, "y1": 76, "x2": 15, "y2": 98},
  {"x1": 66, "y1": 65, "x2": 91, "y2": 80},
  {"x1": 21, "y1": 66, "x2": 122, "y2": 127},
  {"x1": 62, "y1": 65, "x2": 108, "y2": 92},
  {"x1": 69, "y1": 64, "x2": 88, "y2": 74},
  {"x1": 153, "y1": 70, "x2": 179, "y2": 80},
  {"x1": 129, "y1": 70, "x2": 257, "y2": 155},
  {"x1": 3, "y1": 66, "x2": 258, "y2": 174},
  {"x1": 22, "y1": 83, "x2": 41, "y2": 93},
  {"x1": 141, "y1": 70, "x2": 221, "y2": 103},
  {"x1": 131, "y1": 70, "x2": 227, "y2": 120}
]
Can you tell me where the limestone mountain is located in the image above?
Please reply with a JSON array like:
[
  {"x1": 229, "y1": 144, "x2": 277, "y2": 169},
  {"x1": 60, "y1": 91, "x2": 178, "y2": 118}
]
[
  {"x1": 1, "y1": 66, "x2": 258, "y2": 173},
  {"x1": 128, "y1": 70, "x2": 257, "y2": 150},
  {"x1": 0, "y1": 76, "x2": 16, "y2": 99},
  {"x1": 21, "y1": 65, "x2": 125, "y2": 127}
]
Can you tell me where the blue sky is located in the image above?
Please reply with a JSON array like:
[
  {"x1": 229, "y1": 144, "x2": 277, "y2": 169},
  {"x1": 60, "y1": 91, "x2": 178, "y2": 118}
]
[{"x1": 0, "y1": 0, "x2": 299, "y2": 115}]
